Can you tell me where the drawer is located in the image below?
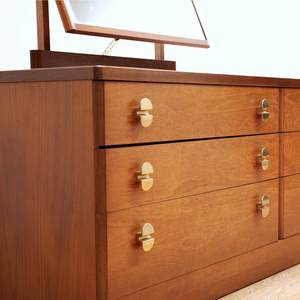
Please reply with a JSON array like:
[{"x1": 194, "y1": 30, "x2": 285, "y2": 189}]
[
  {"x1": 96, "y1": 134, "x2": 279, "y2": 212},
  {"x1": 281, "y1": 132, "x2": 300, "y2": 176},
  {"x1": 96, "y1": 82, "x2": 279, "y2": 146},
  {"x1": 282, "y1": 88, "x2": 300, "y2": 132},
  {"x1": 102, "y1": 179, "x2": 279, "y2": 299},
  {"x1": 280, "y1": 174, "x2": 300, "y2": 238}
]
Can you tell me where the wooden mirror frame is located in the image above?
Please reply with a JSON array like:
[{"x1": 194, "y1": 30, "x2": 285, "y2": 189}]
[{"x1": 55, "y1": 0, "x2": 210, "y2": 48}]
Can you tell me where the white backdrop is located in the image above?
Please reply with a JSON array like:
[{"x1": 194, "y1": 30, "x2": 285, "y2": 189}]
[{"x1": 0, "y1": 0, "x2": 300, "y2": 79}]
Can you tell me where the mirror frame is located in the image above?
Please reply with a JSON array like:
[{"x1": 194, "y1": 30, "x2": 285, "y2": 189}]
[{"x1": 55, "y1": 0, "x2": 210, "y2": 48}]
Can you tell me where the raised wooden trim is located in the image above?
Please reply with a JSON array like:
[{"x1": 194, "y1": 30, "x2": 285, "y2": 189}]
[
  {"x1": 36, "y1": 0, "x2": 50, "y2": 50},
  {"x1": 279, "y1": 88, "x2": 285, "y2": 132},
  {"x1": 93, "y1": 81, "x2": 105, "y2": 147},
  {"x1": 119, "y1": 234, "x2": 300, "y2": 300},
  {"x1": 95, "y1": 150, "x2": 107, "y2": 214},
  {"x1": 3, "y1": 66, "x2": 300, "y2": 87},
  {"x1": 30, "y1": 50, "x2": 176, "y2": 70},
  {"x1": 96, "y1": 214, "x2": 107, "y2": 300},
  {"x1": 279, "y1": 177, "x2": 284, "y2": 238},
  {"x1": 279, "y1": 133, "x2": 284, "y2": 177}
]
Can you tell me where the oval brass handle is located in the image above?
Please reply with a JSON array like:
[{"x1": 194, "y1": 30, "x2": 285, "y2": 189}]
[
  {"x1": 257, "y1": 195, "x2": 270, "y2": 217},
  {"x1": 136, "y1": 162, "x2": 153, "y2": 191},
  {"x1": 257, "y1": 99, "x2": 270, "y2": 122},
  {"x1": 135, "y1": 98, "x2": 153, "y2": 127},
  {"x1": 257, "y1": 148, "x2": 269, "y2": 170},
  {"x1": 137, "y1": 223, "x2": 154, "y2": 252}
]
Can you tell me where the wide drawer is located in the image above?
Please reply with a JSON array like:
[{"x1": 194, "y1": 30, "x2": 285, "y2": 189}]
[
  {"x1": 281, "y1": 132, "x2": 300, "y2": 176},
  {"x1": 96, "y1": 82, "x2": 279, "y2": 146},
  {"x1": 96, "y1": 134, "x2": 279, "y2": 212},
  {"x1": 282, "y1": 88, "x2": 300, "y2": 132},
  {"x1": 102, "y1": 179, "x2": 279, "y2": 299},
  {"x1": 280, "y1": 174, "x2": 300, "y2": 238}
]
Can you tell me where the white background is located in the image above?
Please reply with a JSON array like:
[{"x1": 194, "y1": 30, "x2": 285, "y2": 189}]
[{"x1": 0, "y1": 0, "x2": 300, "y2": 79}]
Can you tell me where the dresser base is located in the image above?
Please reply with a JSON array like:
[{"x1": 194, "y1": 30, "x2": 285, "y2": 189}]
[{"x1": 119, "y1": 233, "x2": 300, "y2": 300}]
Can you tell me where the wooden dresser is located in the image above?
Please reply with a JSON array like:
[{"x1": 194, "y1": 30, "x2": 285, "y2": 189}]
[{"x1": 1, "y1": 66, "x2": 300, "y2": 300}]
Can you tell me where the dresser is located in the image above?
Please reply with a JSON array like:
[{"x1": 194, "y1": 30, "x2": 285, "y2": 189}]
[{"x1": 1, "y1": 66, "x2": 300, "y2": 300}]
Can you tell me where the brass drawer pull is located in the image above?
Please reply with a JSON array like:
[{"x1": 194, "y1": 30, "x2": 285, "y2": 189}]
[
  {"x1": 135, "y1": 98, "x2": 153, "y2": 127},
  {"x1": 257, "y1": 148, "x2": 269, "y2": 170},
  {"x1": 257, "y1": 99, "x2": 270, "y2": 122},
  {"x1": 137, "y1": 223, "x2": 154, "y2": 252},
  {"x1": 136, "y1": 162, "x2": 154, "y2": 191},
  {"x1": 257, "y1": 195, "x2": 270, "y2": 217}
]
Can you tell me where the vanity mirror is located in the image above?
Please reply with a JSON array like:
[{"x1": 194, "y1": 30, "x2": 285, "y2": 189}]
[
  {"x1": 32, "y1": 0, "x2": 209, "y2": 70},
  {"x1": 55, "y1": 0, "x2": 209, "y2": 48}
]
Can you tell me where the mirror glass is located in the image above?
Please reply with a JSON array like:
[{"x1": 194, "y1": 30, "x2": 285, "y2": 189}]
[{"x1": 56, "y1": 0, "x2": 209, "y2": 48}]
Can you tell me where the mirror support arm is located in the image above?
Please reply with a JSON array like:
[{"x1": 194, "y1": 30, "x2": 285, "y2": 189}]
[{"x1": 155, "y1": 43, "x2": 165, "y2": 60}]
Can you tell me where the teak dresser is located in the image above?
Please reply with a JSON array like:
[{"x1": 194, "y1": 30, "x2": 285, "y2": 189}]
[{"x1": 1, "y1": 66, "x2": 300, "y2": 300}]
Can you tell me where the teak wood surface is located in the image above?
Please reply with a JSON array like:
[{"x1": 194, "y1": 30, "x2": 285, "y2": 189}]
[
  {"x1": 280, "y1": 174, "x2": 300, "y2": 238},
  {"x1": 0, "y1": 81, "x2": 96, "y2": 300},
  {"x1": 282, "y1": 88, "x2": 300, "y2": 132},
  {"x1": 104, "y1": 179, "x2": 278, "y2": 299},
  {"x1": 282, "y1": 132, "x2": 300, "y2": 177},
  {"x1": 119, "y1": 233, "x2": 300, "y2": 300},
  {"x1": 2, "y1": 66, "x2": 300, "y2": 88},
  {"x1": 99, "y1": 134, "x2": 279, "y2": 212},
  {"x1": 98, "y1": 82, "x2": 279, "y2": 146},
  {"x1": 30, "y1": 50, "x2": 176, "y2": 70}
]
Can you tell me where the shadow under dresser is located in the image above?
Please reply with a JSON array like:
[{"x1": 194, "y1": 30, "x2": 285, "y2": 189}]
[{"x1": 1, "y1": 66, "x2": 300, "y2": 300}]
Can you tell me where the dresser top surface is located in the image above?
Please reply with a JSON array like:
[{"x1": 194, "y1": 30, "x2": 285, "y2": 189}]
[{"x1": 1, "y1": 65, "x2": 300, "y2": 88}]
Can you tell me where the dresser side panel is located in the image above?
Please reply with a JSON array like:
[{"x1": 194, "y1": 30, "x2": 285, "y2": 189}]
[{"x1": 0, "y1": 81, "x2": 96, "y2": 300}]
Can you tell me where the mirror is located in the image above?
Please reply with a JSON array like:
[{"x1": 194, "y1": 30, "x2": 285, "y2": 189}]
[{"x1": 56, "y1": 0, "x2": 209, "y2": 48}]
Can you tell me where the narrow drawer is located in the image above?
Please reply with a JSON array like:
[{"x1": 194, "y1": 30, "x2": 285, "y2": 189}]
[
  {"x1": 282, "y1": 88, "x2": 300, "y2": 132},
  {"x1": 96, "y1": 82, "x2": 279, "y2": 146},
  {"x1": 96, "y1": 134, "x2": 279, "y2": 212},
  {"x1": 103, "y1": 179, "x2": 278, "y2": 299},
  {"x1": 280, "y1": 174, "x2": 300, "y2": 238},
  {"x1": 281, "y1": 132, "x2": 300, "y2": 176}
]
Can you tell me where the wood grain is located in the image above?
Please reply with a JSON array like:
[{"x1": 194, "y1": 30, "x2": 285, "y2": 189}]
[
  {"x1": 72, "y1": 22, "x2": 210, "y2": 49},
  {"x1": 280, "y1": 174, "x2": 300, "y2": 239},
  {"x1": 101, "y1": 134, "x2": 279, "y2": 212},
  {"x1": 96, "y1": 214, "x2": 107, "y2": 300},
  {"x1": 30, "y1": 50, "x2": 176, "y2": 70},
  {"x1": 279, "y1": 88, "x2": 284, "y2": 132},
  {"x1": 219, "y1": 263, "x2": 300, "y2": 300},
  {"x1": 0, "y1": 81, "x2": 96, "y2": 300},
  {"x1": 36, "y1": 0, "x2": 50, "y2": 50},
  {"x1": 102, "y1": 82, "x2": 279, "y2": 145},
  {"x1": 119, "y1": 234, "x2": 300, "y2": 300},
  {"x1": 282, "y1": 132, "x2": 300, "y2": 176},
  {"x1": 282, "y1": 88, "x2": 300, "y2": 132},
  {"x1": 1, "y1": 66, "x2": 300, "y2": 87},
  {"x1": 279, "y1": 177, "x2": 285, "y2": 238},
  {"x1": 104, "y1": 180, "x2": 279, "y2": 299}
]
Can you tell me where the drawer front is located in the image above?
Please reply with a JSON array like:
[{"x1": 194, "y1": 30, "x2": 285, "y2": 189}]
[
  {"x1": 105, "y1": 179, "x2": 279, "y2": 299},
  {"x1": 98, "y1": 134, "x2": 279, "y2": 212},
  {"x1": 280, "y1": 174, "x2": 300, "y2": 238},
  {"x1": 282, "y1": 88, "x2": 300, "y2": 132},
  {"x1": 100, "y1": 82, "x2": 279, "y2": 146},
  {"x1": 282, "y1": 132, "x2": 300, "y2": 177}
]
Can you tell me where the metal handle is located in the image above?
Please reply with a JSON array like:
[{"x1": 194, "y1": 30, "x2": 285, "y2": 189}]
[
  {"x1": 136, "y1": 162, "x2": 154, "y2": 191},
  {"x1": 135, "y1": 98, "x2": 153, "y2": 127},
  {"x1": 257, "y1": 148, "x2": 269, "y2": 170},
  {"x1": 257, "y1": 99, "x2": 270, "y2": 122},
  {"x1": 137, "y1": 223, "x2": 154, "y2": 252},
  {"x1": 257, "y1": 195, "x2": 270, "y2": 217}
]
